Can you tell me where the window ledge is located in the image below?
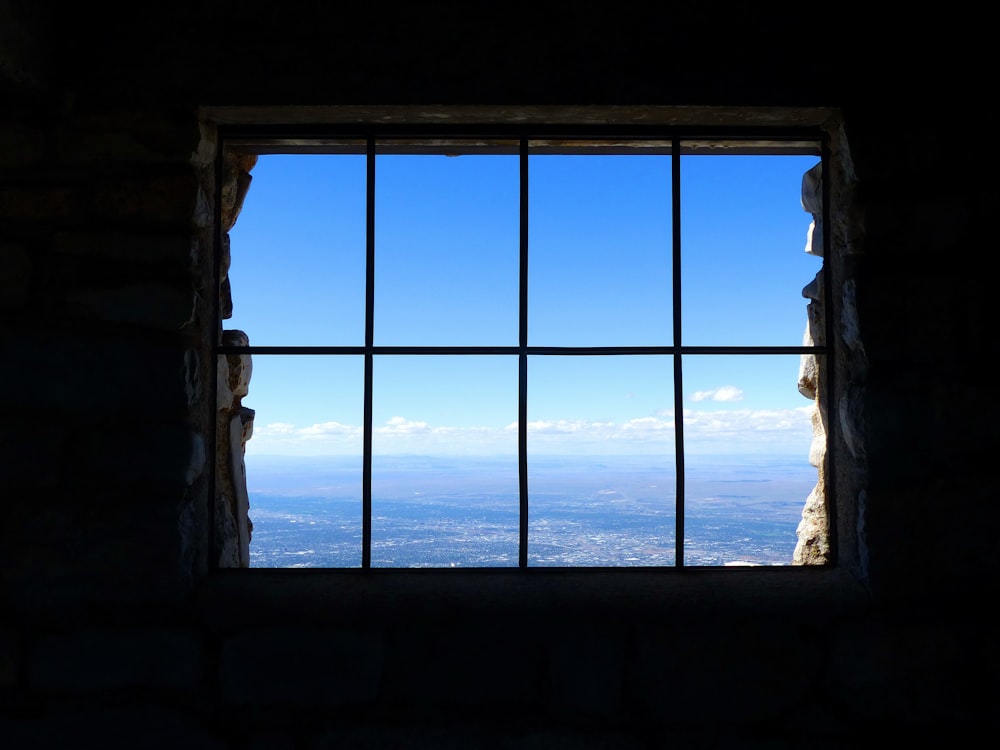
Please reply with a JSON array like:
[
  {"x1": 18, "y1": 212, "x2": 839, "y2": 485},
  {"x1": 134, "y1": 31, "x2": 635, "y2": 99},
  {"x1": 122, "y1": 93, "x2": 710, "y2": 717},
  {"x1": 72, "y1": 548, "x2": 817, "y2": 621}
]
[{"x1": 195, "y1": 567, "x2": 870, "y2": 628}]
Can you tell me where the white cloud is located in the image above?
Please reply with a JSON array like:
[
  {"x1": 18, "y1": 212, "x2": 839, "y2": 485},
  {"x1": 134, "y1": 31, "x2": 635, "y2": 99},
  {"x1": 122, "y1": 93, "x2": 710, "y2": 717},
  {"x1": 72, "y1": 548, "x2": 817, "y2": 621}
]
[
  {"x1": 683, "y1": 406, "x2": 810, "y2": 432},
  {"x1": 253, "y1": 422, "x2": 300, "y2": 436},
  {"x1": 621, "y1": 416, "x2": 673, "y2": 432},
  {"x1": 689, "y1": 385, "x2": 744, "y2": 403},
  {"x1": 299, "y1": 421, "x2": 361, "y2": 439},
  {"x1": 524, "y1": 419, "x2": 614, "y2": 434},
  {"x1": 376, "y1": 416, "x2": 430, "y2": 435},
  {"x1": 246, "y1": 405, "x2": 815, "y2": 457},
  {"x1": 680, "y1": 406, "x2": 813, "y2": 452}
]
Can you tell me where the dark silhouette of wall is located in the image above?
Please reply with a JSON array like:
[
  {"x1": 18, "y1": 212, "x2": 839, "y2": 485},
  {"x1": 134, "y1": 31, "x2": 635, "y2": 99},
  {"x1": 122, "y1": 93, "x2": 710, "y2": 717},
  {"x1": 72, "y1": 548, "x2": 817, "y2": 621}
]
[{"x1": 1, "y1": 3, "x2": 995, "y2": 747}]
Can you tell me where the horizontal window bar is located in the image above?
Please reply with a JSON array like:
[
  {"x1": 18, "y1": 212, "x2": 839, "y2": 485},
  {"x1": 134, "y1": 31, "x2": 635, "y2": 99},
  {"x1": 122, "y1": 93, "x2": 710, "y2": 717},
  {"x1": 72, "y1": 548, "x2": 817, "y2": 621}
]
[
  {"x1": 217, "y1": 345, "x2": 826, "y2": 356},
  {"x1": 222, "y1": 125, "x2": 822, "y2": 156}
]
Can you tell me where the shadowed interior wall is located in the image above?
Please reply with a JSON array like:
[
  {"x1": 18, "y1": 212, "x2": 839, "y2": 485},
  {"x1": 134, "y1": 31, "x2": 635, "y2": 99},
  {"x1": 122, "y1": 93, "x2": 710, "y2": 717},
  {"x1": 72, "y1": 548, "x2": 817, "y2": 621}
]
[{"x1": 1, "y1": 4, "x2": 995, "y2": 746}]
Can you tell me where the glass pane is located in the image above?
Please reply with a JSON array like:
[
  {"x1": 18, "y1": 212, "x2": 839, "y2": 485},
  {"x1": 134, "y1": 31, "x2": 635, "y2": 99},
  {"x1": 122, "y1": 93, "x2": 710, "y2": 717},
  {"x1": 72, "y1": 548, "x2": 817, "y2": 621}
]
[
  {"x1": 680, "y1": 354, "x2": 821, "y2": 566},
  {"x1": 527, "y1": 355, "x2": 676, "y2": 566},
  {"x1": 529, "y1": 153, "x2": 672, "y2": 346},
  {"x1": 680, "y1": 153, "x2": 822, "y2": 346},
  {"x1": 374, "y1": 152, "x2": 519, "y2": 345},
  {"x1": 683, "y1": 455, "x2": 817, "y2": 567},
  {"x1": 227, "y1": 153, "x2": 367, "y2": 346},
  {"x1": 371, "y1": 355, "x2": 519, "y2": 567},
  {"x1": 239, "y1": 355, "x2": 365, "y2": 568}
]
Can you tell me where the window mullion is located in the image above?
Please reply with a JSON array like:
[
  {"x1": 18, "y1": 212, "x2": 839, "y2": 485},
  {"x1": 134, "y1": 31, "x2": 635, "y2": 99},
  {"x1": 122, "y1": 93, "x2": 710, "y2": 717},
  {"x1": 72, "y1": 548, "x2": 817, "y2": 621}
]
[
  {"x1": 672, "y1": 137, "x2": 685, "y2": 568},
  {"x1": 518, "y1": 136, "x2": 529, "y2": 568},
  {"x1": 362, "y1": 136, "x2": 375, "y2": 569}
]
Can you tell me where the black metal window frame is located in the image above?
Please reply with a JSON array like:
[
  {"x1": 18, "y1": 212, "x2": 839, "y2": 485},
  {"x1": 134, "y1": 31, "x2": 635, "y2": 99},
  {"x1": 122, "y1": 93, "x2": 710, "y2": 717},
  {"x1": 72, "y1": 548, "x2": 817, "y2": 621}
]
[{"x1": 212, "y1": 123, "x2": 831, "y2": 570}]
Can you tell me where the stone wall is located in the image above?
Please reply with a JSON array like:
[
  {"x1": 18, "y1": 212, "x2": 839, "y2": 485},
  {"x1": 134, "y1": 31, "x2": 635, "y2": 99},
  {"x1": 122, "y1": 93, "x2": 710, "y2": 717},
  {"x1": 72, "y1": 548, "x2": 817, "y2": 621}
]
[
  {"x1": 793, "y1": 161, "x2": 830, "y2": 565},
  {"x1": 214, "y1": 151, "x2": 257, "y2": 568}
]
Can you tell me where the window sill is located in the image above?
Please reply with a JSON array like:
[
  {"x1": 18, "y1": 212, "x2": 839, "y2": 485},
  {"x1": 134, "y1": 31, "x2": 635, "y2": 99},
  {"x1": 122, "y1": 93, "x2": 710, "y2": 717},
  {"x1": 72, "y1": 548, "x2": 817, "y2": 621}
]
[{"x1": 195, "y1": 566, "x2": 870, "y2": 628}]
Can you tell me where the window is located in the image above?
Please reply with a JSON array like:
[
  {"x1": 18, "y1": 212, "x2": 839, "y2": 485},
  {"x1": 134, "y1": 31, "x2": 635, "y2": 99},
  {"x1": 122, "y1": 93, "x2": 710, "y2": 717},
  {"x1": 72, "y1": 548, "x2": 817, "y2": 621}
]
[{"x1": 213, "y1": 123, "x2": 829, "y2": 570}]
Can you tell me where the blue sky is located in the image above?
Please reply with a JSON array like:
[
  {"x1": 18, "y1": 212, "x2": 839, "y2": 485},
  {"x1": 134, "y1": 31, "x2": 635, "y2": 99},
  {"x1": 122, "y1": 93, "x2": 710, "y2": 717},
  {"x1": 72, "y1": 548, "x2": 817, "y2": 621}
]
[{"x1": 227, "y1": 149, "x2": 822, "y2": 458}]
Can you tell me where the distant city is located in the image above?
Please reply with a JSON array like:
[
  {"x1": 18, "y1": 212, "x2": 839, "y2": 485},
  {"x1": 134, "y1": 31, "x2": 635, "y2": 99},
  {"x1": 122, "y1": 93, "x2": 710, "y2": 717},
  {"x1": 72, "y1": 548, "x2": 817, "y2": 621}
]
[{"x1": 245, "y1": 454, "x2": 816, "y2": 568}]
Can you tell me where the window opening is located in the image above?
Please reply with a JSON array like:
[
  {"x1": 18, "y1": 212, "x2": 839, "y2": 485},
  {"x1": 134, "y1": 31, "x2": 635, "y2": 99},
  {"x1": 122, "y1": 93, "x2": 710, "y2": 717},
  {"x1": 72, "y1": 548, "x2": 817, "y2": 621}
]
[{"x1": 215, "y1": 128, "x2": 827, "y2": 570}]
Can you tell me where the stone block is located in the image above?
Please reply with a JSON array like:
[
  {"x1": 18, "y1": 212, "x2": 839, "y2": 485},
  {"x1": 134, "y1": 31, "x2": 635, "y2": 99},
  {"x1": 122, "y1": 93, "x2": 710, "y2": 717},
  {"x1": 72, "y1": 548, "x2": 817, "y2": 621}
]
[
  {"x1": 0, "y1": 123, "x2": 44, "y2": 167},
  {"x1": 0, "y1": 705, "x2": 226, "y2": 750},
  {"x1": 544, "y1": 624, "x2": 626, "y2": 721},
  {"x1": 1, "y1": 491, "x2": 203, "y2": 616},
  {"x1": 94, "y1": 173, "x2": 199, "y2": 228},
  {"x1": 0, "y1": 329, "x2": 198, "y2": 416},
  {"x1": 0, "y1": 418, "x2": 66, "y2": 489},
  {"x1": 29, "y1": 628, "x2": 205, "y2": 693},
  {"x1": 630, "y1": 619, "x2": 815, "y2": 724},
  {"x1": 382, "y1": 623, "x2": 542, "y2": 708},
  {"x1": 52, "y1": 231, "x2": 195, "y2": 267},
  {"x1": 66, "y1": 283, "x2": 195, "y2": 331},
  {"x1": 221, "y1": 627, "x2": 384, "y2": 706},
  {"x1": 0, "y1": 184, "x2": 84, "y2": 223},
  {"x1": 0, "y1": 629, "x2": 18, "y2": 689},
  {"x1": 0, "y1": 240, "x2": 31, "y2": 307},
  {"x1": 77, "y1": 424, "x2": 205, "y2": 486},
  {"x1": 58, "y1": 128, "x2": 191, "y2": 167},
  {"x1": 828, "y1": 618, "x2": 989, "y2": 726}
]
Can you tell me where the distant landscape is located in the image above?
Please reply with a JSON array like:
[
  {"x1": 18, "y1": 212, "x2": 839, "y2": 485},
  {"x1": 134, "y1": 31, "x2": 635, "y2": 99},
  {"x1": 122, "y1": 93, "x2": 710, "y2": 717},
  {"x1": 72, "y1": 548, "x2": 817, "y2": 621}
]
[{"x1": 245, "y1": 454, "x2": 816, "y2": 568}]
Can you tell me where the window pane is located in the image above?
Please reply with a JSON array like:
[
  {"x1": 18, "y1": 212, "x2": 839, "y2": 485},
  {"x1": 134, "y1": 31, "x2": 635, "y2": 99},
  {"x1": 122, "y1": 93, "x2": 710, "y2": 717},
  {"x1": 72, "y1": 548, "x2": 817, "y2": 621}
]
[
  {"x1": 528, "y1": 154, "x2": 673, "y2": 346},
  {"x1": 680, "y1": 354, "x2": 819, "y2": 566},
  {"x1": 527, "y1": 455, "x2": 676, "y2": 567},
  {"x1": 527, "y1": 355, "x2": 676, "y2": 566},
  {"x1": 680, "y1": 153, "x2": 821, "y2": 346},
  {"x1": 683, "y1": 455, "x2": 816, "y2": 566},
  {"x1": 224, "y1": 140, "x2": 830, "y2": 572},
  {"x1": 374, "y1": 152, "x2": 519, "y2": 345},
  {"x1": 371, "y1": 355, "x2": 519, "y2": 567},
  {"x1": 227, "y1": 153, "x2": 367, "y2": 346},
  {"x1": 680, "y1": 353, "x2": 815, "y2": 452},
  {"x1": 240, "y1": 355, "x2": 365, "y2": 567}
]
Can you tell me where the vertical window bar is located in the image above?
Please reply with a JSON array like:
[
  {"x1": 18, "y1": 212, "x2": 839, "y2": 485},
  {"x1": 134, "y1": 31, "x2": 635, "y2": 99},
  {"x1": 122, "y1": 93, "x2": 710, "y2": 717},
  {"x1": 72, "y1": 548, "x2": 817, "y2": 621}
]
[
  {"x1": 671, "y1": 137, "x2": 685, "y2": 568},
  {"x1": 362, "y1": 136, "x2": 375, "y2": 569},
  {"x1": 518, "y1": 136, "x2": 529, "y2": 568}
]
